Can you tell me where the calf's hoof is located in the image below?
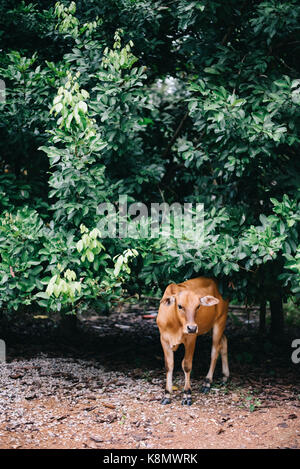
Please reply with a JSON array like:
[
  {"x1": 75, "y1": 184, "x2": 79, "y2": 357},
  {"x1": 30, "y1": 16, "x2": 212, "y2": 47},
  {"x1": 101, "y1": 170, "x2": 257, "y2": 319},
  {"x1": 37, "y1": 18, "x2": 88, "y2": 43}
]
[
  {"x1": 181, "y1": 397, "x2": 192, "y2": 406},
  {"x1": 201, "y1": 385, "x2": 210, "y2": 394},
  {"x1": 161, "y1": 397, "x2": 171, "y2": 405},
  {"x1": 221, "y1": 376, "x2": 230, "y2": 386},
  {"x1": 201, "y1": 379, "x2": 211, "y2": 394}
]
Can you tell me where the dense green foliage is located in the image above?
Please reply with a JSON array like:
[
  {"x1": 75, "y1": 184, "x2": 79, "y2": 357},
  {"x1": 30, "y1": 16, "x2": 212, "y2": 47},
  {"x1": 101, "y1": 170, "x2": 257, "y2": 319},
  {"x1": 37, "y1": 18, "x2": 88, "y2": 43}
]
[{"x1": 0, "y1": 0, "x2": 299, "y2": 332}]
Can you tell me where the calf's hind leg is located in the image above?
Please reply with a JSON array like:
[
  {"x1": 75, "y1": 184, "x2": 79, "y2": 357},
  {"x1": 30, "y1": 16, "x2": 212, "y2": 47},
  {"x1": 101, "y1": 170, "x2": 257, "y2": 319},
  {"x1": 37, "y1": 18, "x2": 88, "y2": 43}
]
[
  {"x1": 201, "y1": 322, "x2": 224, "y2": 394},
  {"x1": 220, "y1": 334, "x2": 230, "y2": 384}
]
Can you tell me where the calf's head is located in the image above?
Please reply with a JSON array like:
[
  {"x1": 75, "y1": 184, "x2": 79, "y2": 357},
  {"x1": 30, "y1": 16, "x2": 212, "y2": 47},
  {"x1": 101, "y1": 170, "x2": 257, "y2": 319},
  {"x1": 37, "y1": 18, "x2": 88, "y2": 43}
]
[{"x1": 161, "y1": 285, "x2": 219, "y2": 334}]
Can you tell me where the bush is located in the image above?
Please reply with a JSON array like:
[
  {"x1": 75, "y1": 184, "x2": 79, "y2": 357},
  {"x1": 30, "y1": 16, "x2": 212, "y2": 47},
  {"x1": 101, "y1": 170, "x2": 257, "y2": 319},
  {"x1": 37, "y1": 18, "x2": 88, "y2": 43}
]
[{"x1": 0, "y1": 207, "x2": 45, "y2": 311}]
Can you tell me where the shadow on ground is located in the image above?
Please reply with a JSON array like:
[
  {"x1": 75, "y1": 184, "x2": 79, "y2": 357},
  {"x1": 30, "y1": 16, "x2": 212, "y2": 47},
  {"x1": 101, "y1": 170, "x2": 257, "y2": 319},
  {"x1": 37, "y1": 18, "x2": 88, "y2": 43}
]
[{"x1": 1, "y1": 303, "x2": 299, "y2": 385}]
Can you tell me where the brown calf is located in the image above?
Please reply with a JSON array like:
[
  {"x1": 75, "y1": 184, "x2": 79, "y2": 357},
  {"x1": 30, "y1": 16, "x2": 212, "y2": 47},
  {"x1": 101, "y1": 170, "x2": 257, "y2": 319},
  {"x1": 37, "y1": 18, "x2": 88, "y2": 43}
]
[{"x1": 156, "y1": 277, "x2": 229, "y2": 405}]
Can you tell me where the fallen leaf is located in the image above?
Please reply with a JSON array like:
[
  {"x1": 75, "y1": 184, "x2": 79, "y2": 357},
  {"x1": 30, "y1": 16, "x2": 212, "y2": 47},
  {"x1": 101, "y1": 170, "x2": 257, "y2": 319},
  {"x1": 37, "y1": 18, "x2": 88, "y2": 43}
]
[
  {"x1": 56, "y1": 415, "x2": 69, "y2": 421},
  {"x1": 102, "y1": 403, "x2": 116, "y2": 409},
  {"x1": 9, "y1": 373, "x2": 23, "y2": 380}
]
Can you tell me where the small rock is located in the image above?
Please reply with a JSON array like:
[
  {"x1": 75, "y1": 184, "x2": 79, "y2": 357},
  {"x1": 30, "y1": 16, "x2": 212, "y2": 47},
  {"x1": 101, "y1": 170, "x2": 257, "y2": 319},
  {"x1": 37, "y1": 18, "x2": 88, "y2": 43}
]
[
  {"x1": 106, "y1": 413, "x2": 118, "y2": 423},
  {"x1": 25, "y1": 393, "x2": 37, "y2": 400},
  {"x1": 132, "y1": 434, "x2": 147, "y2": 442},
  {"x1": 84, "y1": 394, "x2": 97, "y2": 400},
  {"x1": 84, "y1": 441, "x2": 98, "y2": 449},
  {"x1": 277, "y1": 423, "x2": 288, "y2": 428},
  {"x1": 90, "y1": 435, "x2": 104, "y2": 443}
]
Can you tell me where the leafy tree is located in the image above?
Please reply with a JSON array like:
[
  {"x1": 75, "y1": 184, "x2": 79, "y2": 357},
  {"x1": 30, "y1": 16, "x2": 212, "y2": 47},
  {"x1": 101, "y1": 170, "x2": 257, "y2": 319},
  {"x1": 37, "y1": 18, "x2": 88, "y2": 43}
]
[
  {"x1": 40, "y1": 71, "x2": 108, "y2": 227},
  {"x1": 0, "y1": 0, "x2": 299, "y2": 337}
]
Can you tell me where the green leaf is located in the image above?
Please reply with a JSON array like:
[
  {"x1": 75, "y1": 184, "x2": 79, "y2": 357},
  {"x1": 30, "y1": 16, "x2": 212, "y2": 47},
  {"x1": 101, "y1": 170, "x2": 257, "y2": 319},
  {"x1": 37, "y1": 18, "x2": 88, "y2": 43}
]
[
  {"x1": 76, "y1": 239, "x2": 83, "y2": 252},
  {"x1": 113, "y1": 255, "x2": 123, "y2": 277},
  {"x1": 86, "y1": 250, "x2": 94, "y2": 262},
  {"x1": 35, "y1": 292, "x2": 50, "y2": 299}
]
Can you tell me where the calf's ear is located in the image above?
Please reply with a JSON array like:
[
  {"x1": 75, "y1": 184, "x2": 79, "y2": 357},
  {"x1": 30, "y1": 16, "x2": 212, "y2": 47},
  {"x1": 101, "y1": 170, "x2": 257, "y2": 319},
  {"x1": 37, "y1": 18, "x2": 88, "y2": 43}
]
[
  {"x1": 160, "y1": 283, "x2": 178, "y2": 306},
  {"x1": 200, "y1": 295, "x2": 219, "y2": 306},
  {"x1": 160, "y1": 296, "x2": 175, "y2": 306}
]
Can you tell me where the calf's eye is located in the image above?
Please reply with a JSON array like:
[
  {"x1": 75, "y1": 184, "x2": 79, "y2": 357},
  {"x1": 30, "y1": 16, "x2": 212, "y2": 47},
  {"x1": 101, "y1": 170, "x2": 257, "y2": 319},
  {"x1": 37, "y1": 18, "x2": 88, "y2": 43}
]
[{"x1": 178, "y1": 304, "x2": 183, "y2": 310}]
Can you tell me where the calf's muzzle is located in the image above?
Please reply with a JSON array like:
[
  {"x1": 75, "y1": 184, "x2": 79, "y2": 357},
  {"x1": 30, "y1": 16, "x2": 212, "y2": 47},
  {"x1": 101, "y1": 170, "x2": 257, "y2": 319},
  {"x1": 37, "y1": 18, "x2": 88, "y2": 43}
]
[{"x1": 186, "y1": 324, "x2": 198, "y2": 334}]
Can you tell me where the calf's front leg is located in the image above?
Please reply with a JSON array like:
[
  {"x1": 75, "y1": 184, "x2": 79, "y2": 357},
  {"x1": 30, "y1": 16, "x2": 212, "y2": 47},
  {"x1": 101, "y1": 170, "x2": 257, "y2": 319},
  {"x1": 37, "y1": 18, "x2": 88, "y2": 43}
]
[
  {"x1": 160, "y1": 337, "x2": 174, "y2": 405},
  {"x1": 181, "y1": 335, "x2": 196, "y2": 406}
]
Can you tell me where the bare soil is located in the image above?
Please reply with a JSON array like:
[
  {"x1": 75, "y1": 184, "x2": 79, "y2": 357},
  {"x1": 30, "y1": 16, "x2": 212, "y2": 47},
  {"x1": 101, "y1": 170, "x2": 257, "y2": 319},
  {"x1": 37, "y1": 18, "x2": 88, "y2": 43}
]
[{"x1": 0, "y1": 303, "x2": 299, "y2": 449}]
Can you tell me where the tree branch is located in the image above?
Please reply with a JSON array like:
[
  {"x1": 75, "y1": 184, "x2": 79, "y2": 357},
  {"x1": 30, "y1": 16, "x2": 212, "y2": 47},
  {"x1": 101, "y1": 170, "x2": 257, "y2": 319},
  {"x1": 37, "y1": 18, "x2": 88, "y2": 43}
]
[{"x1": 161, "y1": 109, "x2": 189, "y2": 161}]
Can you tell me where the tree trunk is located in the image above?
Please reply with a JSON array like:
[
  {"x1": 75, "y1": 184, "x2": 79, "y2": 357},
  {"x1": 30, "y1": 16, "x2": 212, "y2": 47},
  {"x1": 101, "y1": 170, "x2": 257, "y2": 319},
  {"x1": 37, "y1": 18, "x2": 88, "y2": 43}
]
[
  {"x1": 259, "y1": 300, "x2": 266, "y2": 335},
  {"x1": 59, "y1": 313, "x2": 78, "y2": 338},
  {"x1": 270, "y1": 296, "x2": 284, "y2": 340}
]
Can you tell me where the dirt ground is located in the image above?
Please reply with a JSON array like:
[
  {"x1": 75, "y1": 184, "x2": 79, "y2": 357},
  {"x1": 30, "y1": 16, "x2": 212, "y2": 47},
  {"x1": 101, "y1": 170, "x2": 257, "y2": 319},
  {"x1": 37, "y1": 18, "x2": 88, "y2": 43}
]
[{"x1": 0, "y1": 303, "x2": 299, "y2": 449}]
